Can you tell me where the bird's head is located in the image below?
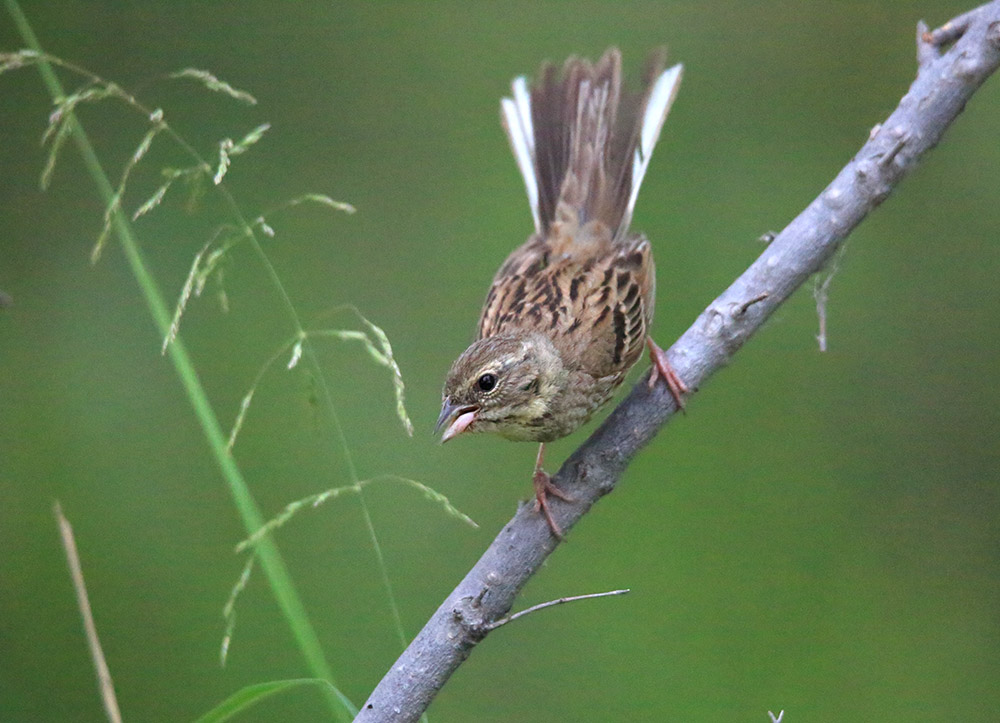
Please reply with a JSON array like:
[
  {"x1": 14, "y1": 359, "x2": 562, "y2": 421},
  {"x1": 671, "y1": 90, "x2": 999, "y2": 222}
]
[{"x1": 436, "y1": 333, "x2": 566, "y2": 442}]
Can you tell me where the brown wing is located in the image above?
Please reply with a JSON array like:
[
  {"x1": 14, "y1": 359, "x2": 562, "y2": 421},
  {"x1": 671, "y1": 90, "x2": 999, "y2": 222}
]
[
  {"x1": 478, "y1": 233, "x2": 655, "y2": 380},
  {"x1": 569, "y1": 235, "x2": 654, "y2": 378}
]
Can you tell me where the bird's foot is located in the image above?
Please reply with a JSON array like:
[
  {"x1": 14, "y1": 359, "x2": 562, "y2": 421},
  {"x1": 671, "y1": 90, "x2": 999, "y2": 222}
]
[
  {"x1": 532, "y1": 467, "x2": 573, "y2": 540},
  {"x1": 647, "y1": 337, "x2": 688, "y2": 411}
]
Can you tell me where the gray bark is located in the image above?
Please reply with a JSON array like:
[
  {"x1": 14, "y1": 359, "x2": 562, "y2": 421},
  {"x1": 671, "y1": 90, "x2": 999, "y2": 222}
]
[{"x1": 355, "y1": 4, "x2": 1000, "y2": 721}]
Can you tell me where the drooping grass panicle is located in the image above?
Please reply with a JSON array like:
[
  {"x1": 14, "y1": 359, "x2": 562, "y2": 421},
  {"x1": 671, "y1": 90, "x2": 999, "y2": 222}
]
[
  {"x1": 220, "y1": 554, "x2": 256, "y2": 667},
  {"x1": 254, "y1": 216, "x2": 276, "y2": 237},
  {"x1": 227, "y1": 388, "x2": 255, "y2": 455},
  {"x1": 40, "y1": 79, "x2": 136, "y2": 191},
  {"x1": 235, "y1": 475, "x2": 477, "y2": 554},
  {"x1": 294, "y1": 193, "x2": 356, "y2": 214},
  {"x1": 169, "y1": 68, "x2": 258, "y2": 105},
  {"x1": 162, "y1": 224, "x2": 240, "y2": 354},
  {"x1": 307, "y1": 326, "x2": 414, "y2": 436},
  {"x1": 5, "y1": 32, "x2": 408, "y2": 721},
  {"x1": 42, "y1": 82, "x2": 123, "y2": 144},
  {"x1": 235, "y1": 486, "x2": 356, "y2": 554},
  {"x1": 287, "y1": 339, "x2": 304, "y2": 370},
  {"x1": 0, "y1": 49, "x2": 39, "y2": 74},
  {"x1": 254, "y1": 194, "x2": 356, "y2": 238},
  {"x1": 213, "y1": 138, "x2": 234, "y2": 185},
  {"x1": 355, "y1": 312, "x2": 413, "y2": 436},
  {"x1": 40, "y1": 82, "x2": 104, "y2": 188},
  {"x1": 213, "y1": 123, "x2": 270, "y2": 185},
  {"x1": 224, "y1": 309, "x2": 412, "y2": 454},
  {"x1": 92, "y1": 189, "x2": 127, "y2": 264},
  {"x1": 11, "y1": 53, "x2": 269, "y2": 229},
  {"x1": 264, "y1": 193, "x2": 357, "y2": 217},
  {"x1": 39, "y1": 105, "x2": 75, "y2": 190},
  {"x1": 232, "y1": 122, "x2": 270, "y2": 153},
  {"x1": 132, "y1": 165, "x2": 207, "y2": 221},
  {"x1": 378, "y1": 475, "x2": 478, "y2": 529},
  {"x1": 91, "y1": 121, "x2": 167, "y2": 263},
  {"x1": 224, "y1": 336, "x2": 302, "y2": 452},
  {"x1": 305, "y1": 306, "x2": 414, "y2": 436}
]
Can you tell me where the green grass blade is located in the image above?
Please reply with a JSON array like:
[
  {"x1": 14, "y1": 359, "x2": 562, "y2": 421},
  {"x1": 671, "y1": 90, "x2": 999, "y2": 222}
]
[{"x1": 194, "y1": 679, "x2": 357, "y2": 723}]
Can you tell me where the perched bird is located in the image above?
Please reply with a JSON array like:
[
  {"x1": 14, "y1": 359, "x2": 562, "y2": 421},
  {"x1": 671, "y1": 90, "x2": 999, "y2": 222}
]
[{"x1": 436, "y1": 48, "x2": 686, "y2": 537}]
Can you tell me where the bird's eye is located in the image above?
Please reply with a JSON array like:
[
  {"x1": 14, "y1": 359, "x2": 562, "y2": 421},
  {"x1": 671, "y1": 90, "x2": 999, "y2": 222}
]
[{"x1": 477, "y1": 373, "x2": 497, "y2": 392}]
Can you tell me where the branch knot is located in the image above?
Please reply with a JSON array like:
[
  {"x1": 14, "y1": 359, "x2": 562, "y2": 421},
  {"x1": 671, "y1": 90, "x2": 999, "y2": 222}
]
[
  {"x1": 988, "y1": 20, "x2": 1000, "y2": 48},
  {"x1": 451, "y1": 595, "x2": 492, "y2": 643}
]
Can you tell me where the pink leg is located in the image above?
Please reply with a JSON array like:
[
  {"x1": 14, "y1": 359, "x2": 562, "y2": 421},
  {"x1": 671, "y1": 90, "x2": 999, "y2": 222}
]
[
  {"x1": 532, "y1": 443, "x2": 573, "y2": 539},
  {"x1": 647, "y1": 337, "x2": 689, "y2": 411}
]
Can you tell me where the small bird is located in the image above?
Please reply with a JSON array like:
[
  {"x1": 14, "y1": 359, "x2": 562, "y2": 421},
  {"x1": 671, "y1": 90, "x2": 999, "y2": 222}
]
[{"x1": 436, "y1": 48, "x2": 686, "y2": 537}]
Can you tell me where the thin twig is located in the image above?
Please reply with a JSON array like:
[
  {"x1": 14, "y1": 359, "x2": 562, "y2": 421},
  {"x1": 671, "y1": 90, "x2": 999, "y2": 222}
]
[
  {"x1": 54, "y1": 502, "x2": 123, "y2": 723},
  {"x1": 485, "y1": 589, "x2": 630, "y2": 631}
]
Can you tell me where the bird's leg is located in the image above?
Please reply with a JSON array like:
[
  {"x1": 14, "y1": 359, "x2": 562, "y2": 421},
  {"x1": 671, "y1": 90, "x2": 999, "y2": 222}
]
[
  {"x1": 647, "y1": 337, "x2": 688, "y2": 411},
  {"x1": 532, "y1": 442, "x2": 573, "y2": 539}
]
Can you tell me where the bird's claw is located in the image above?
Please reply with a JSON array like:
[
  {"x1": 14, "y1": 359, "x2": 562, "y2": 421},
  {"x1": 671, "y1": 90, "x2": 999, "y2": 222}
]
[{"x1": 647, "y1": 338, "x2": 688, "y2": 411}]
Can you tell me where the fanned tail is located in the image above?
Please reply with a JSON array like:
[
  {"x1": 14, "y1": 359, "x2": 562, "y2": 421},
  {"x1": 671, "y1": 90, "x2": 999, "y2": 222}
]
[{"x1": 501, "y1": 48, "x2": 683, "y2": 239}]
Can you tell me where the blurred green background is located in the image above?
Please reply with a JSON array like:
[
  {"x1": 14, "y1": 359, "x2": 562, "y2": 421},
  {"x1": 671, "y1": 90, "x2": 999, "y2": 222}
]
[{"x1": 1, "y1": 1, "x2": 998, "y2": 721}]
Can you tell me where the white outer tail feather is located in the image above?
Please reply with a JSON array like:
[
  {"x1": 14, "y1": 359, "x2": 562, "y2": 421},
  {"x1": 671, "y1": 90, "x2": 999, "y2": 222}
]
[
  {"x1": 501, "y1": 76, "x2": 540, "y2": 231},
  {"x1": 628, "y1": 63, "x2": 683, "y2": 222},
  {"x1": 501, "y1": 61, "x2": 683, "y2": 234}
]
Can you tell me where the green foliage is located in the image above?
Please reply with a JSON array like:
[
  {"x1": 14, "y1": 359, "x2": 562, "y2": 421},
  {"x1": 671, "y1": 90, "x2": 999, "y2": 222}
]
[{"x1": 2, "y1": 3, "x2": 473, "y2": 719}]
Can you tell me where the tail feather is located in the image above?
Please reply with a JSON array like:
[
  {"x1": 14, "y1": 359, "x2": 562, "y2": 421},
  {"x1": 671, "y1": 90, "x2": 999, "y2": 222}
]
[
  {"x1": 627, "y1": 63, "x2": 683, "y2": 223},
  {"x1": 500, "y1": 77, "x2": 539, "y2": 230},
  {"x1": 564, "y1": 51, "x2": 620, "y2": 234},
  {"x1": 501, "y1": 48, "x2": 683, "y2": 240}
]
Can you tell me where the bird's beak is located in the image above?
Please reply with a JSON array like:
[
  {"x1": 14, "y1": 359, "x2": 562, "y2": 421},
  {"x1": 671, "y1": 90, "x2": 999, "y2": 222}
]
[{"x1": 436, "y1": 398, "x2": 478, "y2": 443}]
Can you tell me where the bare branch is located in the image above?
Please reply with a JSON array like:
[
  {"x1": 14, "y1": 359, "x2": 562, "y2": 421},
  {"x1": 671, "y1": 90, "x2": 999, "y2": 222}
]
[{"x1": 355, "y1": 4, "x2": 1000, "y2": 721}]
